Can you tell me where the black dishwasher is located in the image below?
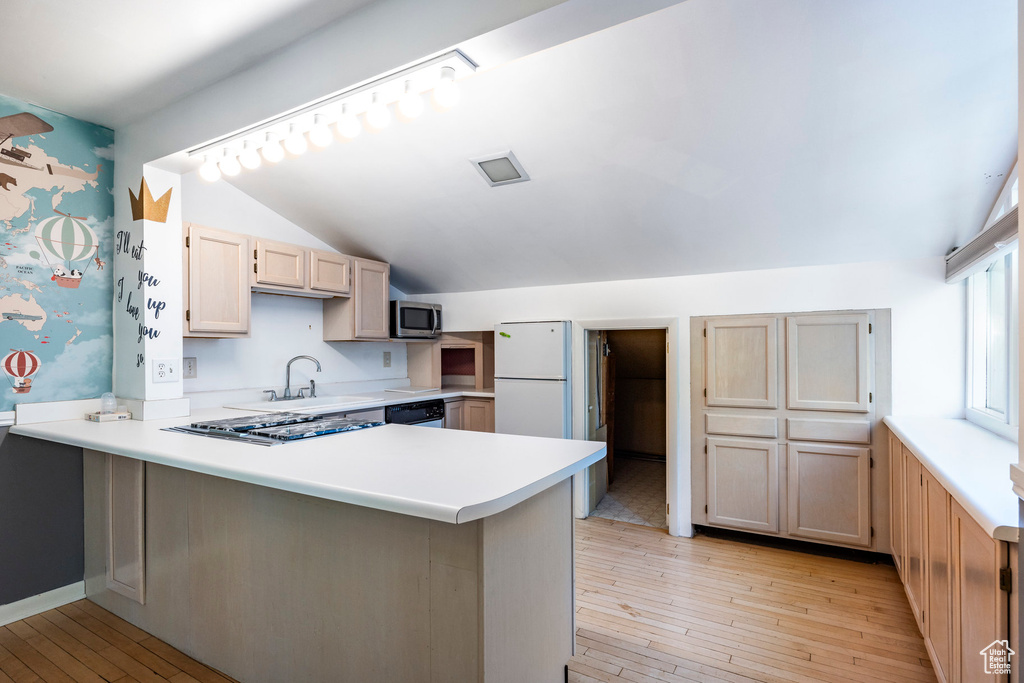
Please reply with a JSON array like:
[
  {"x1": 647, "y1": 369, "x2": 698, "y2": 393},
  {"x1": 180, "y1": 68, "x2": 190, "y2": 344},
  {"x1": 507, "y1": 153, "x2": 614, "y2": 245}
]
[{"x1": 384, "y1": 399, "x2": 445, "y2": 428}]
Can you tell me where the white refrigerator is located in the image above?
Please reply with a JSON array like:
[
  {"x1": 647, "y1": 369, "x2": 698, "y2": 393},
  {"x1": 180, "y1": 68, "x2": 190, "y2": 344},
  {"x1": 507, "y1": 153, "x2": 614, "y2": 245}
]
[{"x1": 493, "y1": 321, "x2": 572, "y2": 439}]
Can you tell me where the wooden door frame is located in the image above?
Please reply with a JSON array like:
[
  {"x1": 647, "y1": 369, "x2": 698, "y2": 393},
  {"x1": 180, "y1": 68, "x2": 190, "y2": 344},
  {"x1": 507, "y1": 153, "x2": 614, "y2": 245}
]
[{"x1": 571, "y1": 318, "x2": 681, "y2": 536}]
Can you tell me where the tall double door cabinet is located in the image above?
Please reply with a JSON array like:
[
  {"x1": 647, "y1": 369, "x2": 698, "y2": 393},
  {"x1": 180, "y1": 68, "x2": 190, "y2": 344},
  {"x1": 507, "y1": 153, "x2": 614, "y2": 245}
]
[{"x1": 692, "y1": 310, "x2": 891, "y2": 551}]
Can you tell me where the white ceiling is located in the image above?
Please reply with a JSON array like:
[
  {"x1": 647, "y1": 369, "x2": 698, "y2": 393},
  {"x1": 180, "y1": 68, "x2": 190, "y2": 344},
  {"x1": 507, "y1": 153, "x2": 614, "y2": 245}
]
[
  {"x1": 0, "y1": 0, "x2": 377, "y2": 127},
  {"x1": 221, "y1": 0, "x2": 1018, "y2": 295}
]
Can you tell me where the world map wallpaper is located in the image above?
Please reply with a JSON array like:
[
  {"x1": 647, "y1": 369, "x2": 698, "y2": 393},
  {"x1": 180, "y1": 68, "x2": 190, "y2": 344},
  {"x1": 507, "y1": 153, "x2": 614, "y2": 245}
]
[{"x1": 0, "y1": 94, "x2": 114, "y2": 411}]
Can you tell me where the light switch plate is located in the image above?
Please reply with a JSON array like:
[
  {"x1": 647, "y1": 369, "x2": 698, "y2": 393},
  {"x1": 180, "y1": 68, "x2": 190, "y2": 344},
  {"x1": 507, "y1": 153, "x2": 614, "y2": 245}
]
[
  {"x1": 152, "y1": 358, "x2": 178, "y2": 383},
  {"x1": 383, "y1": 351, "x2": 391, "y2": 368},
  {"x1": 183, "y1": 357, "x2": 197, "y2": 379}
]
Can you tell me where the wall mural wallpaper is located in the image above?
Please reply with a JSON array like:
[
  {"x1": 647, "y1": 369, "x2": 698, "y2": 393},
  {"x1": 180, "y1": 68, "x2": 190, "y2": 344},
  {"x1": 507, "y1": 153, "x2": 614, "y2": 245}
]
[{"x1": 0, "y1": 94, "x2": 114, "y2": 410}]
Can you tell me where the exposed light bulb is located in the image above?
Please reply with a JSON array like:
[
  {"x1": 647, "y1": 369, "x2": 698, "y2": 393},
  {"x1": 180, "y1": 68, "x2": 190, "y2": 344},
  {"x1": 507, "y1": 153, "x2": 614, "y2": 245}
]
[
  {"x1": 284, "y1": 123, "x2": 308, "y2": 155},
  {"x1": 335, "y1": 104, "x2": 361, "y2": 140},
  {"x1": 218, "y1": 151, "x2": 241, "y2": 177},
  {"x1": 366, "y1": 92, "x2": 391, "y2": 130},
  {"x1": 397, "y1": 80, "x2": 424, "y2": 120},
  {"x1": 309, "y1": 114, "x2": 333, "y2": 149},
  {"x1": 238, "y1": 141, "x2": 261, "y2": 170},
  {"x1": 432, "y1": 66, "x2": 460, "y2": 109},
  {"x1": 198, "y1": 155, "x2": 221, "y2": 182},
  {"x1": 262, "y1": 133, "x2": 284, "y2": 164}
]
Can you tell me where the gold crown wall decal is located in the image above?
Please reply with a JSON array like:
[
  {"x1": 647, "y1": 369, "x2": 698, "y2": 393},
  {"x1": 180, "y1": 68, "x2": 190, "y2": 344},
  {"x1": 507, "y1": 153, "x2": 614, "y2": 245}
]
[{"x1": 129, "y1": 177, "x2": 172, "y2": 223}]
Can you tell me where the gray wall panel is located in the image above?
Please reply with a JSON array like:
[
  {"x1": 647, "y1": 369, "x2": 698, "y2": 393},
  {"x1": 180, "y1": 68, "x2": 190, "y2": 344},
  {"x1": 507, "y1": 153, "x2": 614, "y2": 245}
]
[{"x1": 0, "y1": 428, "x2": 84, "y2": 605}]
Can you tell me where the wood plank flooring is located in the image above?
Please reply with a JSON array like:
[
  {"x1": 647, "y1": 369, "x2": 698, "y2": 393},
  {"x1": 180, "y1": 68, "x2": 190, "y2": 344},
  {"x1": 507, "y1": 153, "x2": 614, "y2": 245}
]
[
  {"x1": 569, "y1": 517, "x2": 937, "y2": 683},
  {"x1": 1, "y1": 519, "x2": 933, "y2": 682},
  {"x1": 0, "y1": 600, "x2": 238, "y2": 683}
]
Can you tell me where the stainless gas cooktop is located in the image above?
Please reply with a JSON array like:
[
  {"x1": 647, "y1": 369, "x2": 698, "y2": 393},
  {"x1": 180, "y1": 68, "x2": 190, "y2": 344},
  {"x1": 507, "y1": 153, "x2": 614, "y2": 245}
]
[{"x1": 164, "y1": 412, "x2": 384, "y2": 446}]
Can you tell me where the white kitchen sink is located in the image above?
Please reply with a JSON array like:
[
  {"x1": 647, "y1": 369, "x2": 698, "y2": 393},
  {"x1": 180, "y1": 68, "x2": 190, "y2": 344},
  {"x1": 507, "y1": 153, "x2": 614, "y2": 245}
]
[{"x1": 224, "y1": 395, "x2": 379, "y2": 413}]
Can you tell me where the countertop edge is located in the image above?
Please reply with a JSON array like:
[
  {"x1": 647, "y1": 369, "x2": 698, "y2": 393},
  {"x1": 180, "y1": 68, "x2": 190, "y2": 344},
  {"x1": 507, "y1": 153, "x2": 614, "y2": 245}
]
[
  {"x1": 456, "y1": 446, "x2": 606, "y2": 523},
  {"x1": 10, "y1": 416, "x2": 603, "y2": 525},
  {"x1": 883, "y1": 416, "x2": 1019, "y2": 544}
]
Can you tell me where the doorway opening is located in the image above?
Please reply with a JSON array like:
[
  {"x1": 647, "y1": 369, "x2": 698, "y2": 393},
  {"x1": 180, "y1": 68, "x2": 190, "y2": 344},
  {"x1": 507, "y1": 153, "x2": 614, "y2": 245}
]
[{"x1": 585, "y1": 328, "x2": 668, "y2": 529}]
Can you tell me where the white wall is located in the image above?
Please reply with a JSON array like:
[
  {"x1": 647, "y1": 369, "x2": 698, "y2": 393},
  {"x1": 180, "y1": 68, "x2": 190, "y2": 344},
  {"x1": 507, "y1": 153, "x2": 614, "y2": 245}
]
[
  {"x1": 181, "y1": 173, "x2": 407, "y2": 394},
  {"x1": 410, "y1": 256, "x2": 966, "y2": 532},
  {"x1": 111, "y1": 0, "x2": 574, "y2": 400}
]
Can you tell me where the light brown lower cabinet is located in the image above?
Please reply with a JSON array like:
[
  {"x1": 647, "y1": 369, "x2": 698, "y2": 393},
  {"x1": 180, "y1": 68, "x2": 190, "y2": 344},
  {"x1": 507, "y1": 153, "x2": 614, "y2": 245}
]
[
  {"x1": 890, "y1": 430, "x2": 1015, "y2": 683},
  {"x1": 923, "y1": 467, "x2": 953, "y2": 682},
  {"x1": 444, "y1": 398, "x2": 494, "y2": 433},
  {"x1": 445, "y1": 399, "x2": 464, "y2": 431}
]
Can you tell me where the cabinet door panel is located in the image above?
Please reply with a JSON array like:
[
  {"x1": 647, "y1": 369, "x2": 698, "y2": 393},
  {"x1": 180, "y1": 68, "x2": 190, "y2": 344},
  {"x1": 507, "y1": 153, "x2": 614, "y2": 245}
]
[
  {"x1": 786, "y1": 314, "x2": 870, "y2": 412},
  {"x1": 464, "y1": 399, "x2": 494, "y2": 433},
  {"x1": 952, "y1": 500, "x2": 1008, "y2": 683},
  {"x1": 705, "y1": 318, "x2": 778, "y2": 408},
  {"x1": 106, "y1": 453, "x2": 146, "y2": 604},
  {"x1": 310, "y1": 250, "x2": 351, "y2": 295},
  {"x1": 188, "y1": 224, "x2": 250, "y2": 334},
  {"x1": 707, "y1": 437, "x2": 778, "y2": 533},
  {"x1": 904, "y1": 449, "x2": 925, "y2": 625},
  {"x1": 354, "y1": 259, "x2": 390, "y2": 339},
  {"x1": 445, "y1": 400, "x2": 464, "y2": 430},
  {"x1": 923, "y1": 468, "x2": 952, "y2": 683},
  {"x1": 786, "y1": 442, "x2": 871, "y2": 547},
  {"x1": 255, "y1": 239, "x2": 304, "y2": 288},
  {"x1": 889, "y1": 433, "x2": 904, "y2": 578}
]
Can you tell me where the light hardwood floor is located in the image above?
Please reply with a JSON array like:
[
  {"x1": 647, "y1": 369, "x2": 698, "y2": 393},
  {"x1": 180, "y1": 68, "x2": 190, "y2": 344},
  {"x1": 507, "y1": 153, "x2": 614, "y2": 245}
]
[
  {"x1": 0, "y1": 600, "x2": 238, "y2": 683},
  {"x1": 1, "y1": 519, "x2": 933, "y2": 683},
  {"x1": 569, "y1": 517, "x2": 937, "y2": 683}
]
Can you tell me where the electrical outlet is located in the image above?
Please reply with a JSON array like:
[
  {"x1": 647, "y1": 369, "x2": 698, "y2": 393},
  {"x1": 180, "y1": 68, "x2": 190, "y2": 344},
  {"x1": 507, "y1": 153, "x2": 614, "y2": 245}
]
[
  {"x1": 183, "y1": 357, "x2": 197, "y2": 379},
  {"x1": 383, "y1": 351, "x2": 391, "y2": 368},
  {"x1": 152, "y1": 358, "x2": 179, "y2": 383}
]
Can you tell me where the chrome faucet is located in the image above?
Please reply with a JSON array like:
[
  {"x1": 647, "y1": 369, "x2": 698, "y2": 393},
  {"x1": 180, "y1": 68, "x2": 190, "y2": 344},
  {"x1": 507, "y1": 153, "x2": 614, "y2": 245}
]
[{"x1": 278, "y1": 355, "x2": 322, "y2": 400}]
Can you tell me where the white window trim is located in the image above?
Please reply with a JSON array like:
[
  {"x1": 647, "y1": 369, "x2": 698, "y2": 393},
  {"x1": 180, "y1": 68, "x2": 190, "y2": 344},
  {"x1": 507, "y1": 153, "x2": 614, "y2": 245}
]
[{"x1": 965, "y1": 249, "x2": 1019, "y2": 442}]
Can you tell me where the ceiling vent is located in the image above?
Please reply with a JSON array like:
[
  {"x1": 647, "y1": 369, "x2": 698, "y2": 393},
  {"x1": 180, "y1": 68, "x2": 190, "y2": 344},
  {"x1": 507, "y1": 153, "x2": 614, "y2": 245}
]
[{"x1": 470, "y1": 150, "x2": 530, "y2": 187}]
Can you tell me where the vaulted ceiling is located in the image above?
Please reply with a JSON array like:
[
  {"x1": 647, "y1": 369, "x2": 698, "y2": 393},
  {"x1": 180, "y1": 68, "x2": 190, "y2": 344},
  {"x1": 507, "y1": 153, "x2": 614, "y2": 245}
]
[
  {"x1": 2, "y1": 0, "x2": 1016, "y2": 295},
  {"x1": 222, "y1": 0, "x2": 1017, "y2": 293},
  {"x1": 0, "y1": 0, "x2": 377, "y2": 127}
]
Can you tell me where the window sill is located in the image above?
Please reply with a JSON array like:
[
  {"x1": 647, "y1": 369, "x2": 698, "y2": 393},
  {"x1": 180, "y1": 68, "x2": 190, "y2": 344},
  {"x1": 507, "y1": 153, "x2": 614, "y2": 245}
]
[
  {"x1": 884, "y1": 416, "x2": 1019, "y2": 542},
  {"x1": 965, "y1": 408, "x2": 1018, "y2": 443}
]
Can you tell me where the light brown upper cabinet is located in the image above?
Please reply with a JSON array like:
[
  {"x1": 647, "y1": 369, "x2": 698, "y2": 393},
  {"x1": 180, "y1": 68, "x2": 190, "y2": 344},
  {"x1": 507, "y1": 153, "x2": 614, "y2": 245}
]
[
  {"x1": 705, "y1": 317, "x2": 778, "y2": 408},
  {"x1": 322, "y1": 257, "x2": 390, "y2": 341},
  {"x1": 706, "y1": 437, "x2": 778, "y2": 534},
  {"x1": 251, "y1": 241, "x2": 351, "y2": 298},
  {"x1": 309, "y1": 249, "x2": 351, "y2": 295},
  {"x1": 254, "y1": 239, "x2": 305, "y2": 289},
  {"x1": 786, "y1": 313, "x2": 870, "y2": 412},
  {"x1": 184, "y1": 222, "x2": 250, "y2": 337},
  {"x1": 786, "y1": 441, "x2": 871, "y2": 547}
]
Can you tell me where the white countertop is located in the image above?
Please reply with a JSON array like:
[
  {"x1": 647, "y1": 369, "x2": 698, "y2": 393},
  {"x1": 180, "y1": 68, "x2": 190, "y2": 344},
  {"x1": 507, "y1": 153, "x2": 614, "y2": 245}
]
[
  {"x1": 10, "y1": 406, "x2": 604, "y2": 524},
  {"x1": 884, "y1": 417, "x2": 1019, "y2": 543}
]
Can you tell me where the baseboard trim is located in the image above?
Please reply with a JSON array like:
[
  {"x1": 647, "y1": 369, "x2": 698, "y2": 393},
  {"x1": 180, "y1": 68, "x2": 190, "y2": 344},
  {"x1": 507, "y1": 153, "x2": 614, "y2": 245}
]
[{"x1": 0, "y1": 582, "x2": 85, "y2": 627}]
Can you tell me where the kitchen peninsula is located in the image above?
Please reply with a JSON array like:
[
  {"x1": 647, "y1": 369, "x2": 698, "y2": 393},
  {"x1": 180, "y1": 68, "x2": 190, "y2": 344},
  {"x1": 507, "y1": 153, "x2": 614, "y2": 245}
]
[{"x1": 11, "y1": 409, "x2": 606, "y2": 683}]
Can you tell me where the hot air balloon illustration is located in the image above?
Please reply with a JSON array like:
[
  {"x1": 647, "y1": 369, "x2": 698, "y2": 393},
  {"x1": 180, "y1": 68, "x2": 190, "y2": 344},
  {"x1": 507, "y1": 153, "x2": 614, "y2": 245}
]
[
  {"x1": 34, "y1": 211, "x2": 99, "y2": 289},
  {"x1": 3, "y1": 349, "x2": 39, "y2": 394}
]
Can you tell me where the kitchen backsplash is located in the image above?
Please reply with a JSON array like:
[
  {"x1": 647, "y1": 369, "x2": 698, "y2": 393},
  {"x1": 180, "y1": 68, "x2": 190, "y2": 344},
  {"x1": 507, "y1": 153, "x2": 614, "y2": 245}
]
[{"x1": 183, "y1": 293, "x2": 407, "y2": 393}]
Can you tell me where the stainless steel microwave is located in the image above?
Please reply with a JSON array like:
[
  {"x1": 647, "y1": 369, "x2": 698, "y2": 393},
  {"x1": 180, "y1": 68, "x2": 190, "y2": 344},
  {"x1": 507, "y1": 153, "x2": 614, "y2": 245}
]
[{"x1": 390, "y1": 301, "x2": 442, "y2": 339}]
